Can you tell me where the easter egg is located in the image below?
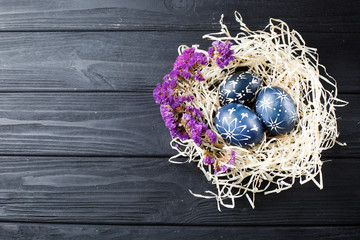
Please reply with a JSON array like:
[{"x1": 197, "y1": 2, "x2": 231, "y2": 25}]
[
  {"x1": 256, "y1": 86, "x2": 297, "y2": 135},
  {"x1": 215, "y1": 103, "x2": 264, "y2": 148},
  {"x1": 219, "y1": 72, "x2": 262, "y2": 105}
]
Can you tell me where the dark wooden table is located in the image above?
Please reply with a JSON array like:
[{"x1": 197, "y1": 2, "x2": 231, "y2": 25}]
[{"x1": 0, "y1": 1, "x2": 358, "y2": 239}]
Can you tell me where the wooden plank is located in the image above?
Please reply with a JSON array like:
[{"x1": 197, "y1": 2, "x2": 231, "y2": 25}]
[
  {"x1": 0, "y1": 92, "x2": 355, "y2": 157},
  {"x1": 0, "y1": 223, "x2": 359, "y2": 240},
  {"x1": 0, "y1": 92, "x2": 171, "y2": 156},
  {"x1": 0, "y1": 32, "x2": 357, "y2": 93},
  {"x1": 0, "y1": 0, "x2": 357, "y2": 32},
  {"x1": 0, "y1": 156, "x2": 358, "y2": 225}
]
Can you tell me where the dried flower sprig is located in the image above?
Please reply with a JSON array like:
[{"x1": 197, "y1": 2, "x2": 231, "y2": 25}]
[
  {"x1": 208, "y1": 41, "x2": 235, "y2": 69},
  {"x1": 153, "y1": 42, "x2": 235, "y2": 173},
  {"x1": 153, "y1": 47, "x2": 214, "y2": 146}
]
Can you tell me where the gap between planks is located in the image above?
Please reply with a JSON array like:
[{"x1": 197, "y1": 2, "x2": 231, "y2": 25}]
[{"x1": 0, "y1": 219, "x2": 360, "y2": 227}]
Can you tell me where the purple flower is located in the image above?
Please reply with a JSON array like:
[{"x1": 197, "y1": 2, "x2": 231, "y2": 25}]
[
  {"x1": 153, "y1": 83, "x2": 167, "y2": 105},
  {"x1": 178, "y1": 132, "x2": 189, "y2": 141},
  {"x1": 182, "y1": 69, "x2": 191, "y2": 79},
  {"x1": 187, "y1": 121, "x2": 208, "y2": 146},
  {"x1": 153, "y1": 76, "x2": 181, "y2": 108},
  {"x1": 182, "y1": 113, "x2": 191, "y2": 121},
  {"x1": 172, "y1": 47, "x2": 208, "y2": 82},
  {"x1": 192, "y1": 133, "x2": 202, "y2": 146},
  {"x1": 173, "y1": 47, "x2": 195, "y2": 71},
  {"x1": 194, "y1": 70, "x2": 205, "y2": 82},
  {"x1": 187, "y1": 57, "x2": 197, "y2": 66},
  {"x1": 183, "y1": 47, "x2": 195, "y2": 55},
  {"x1": 169, "y1": 69, "x2": 180, "y2": 79},
  {"x1": 208, "y1": 47, "x2": 214, "y2": 58},
  {"x1": 193, "y1": 123, "x2": 203, "y2": 134},
  {"x1": 203, "y1": 155, "x2": 215, "y2": 165},
  {"x1": 186, "y1": 117, "x2": 196, "y2": 128},
  {"x1": 160, "y1": 105, "x2": 189, "y2": 140},
  {"x1": 170, "y1": 78, "x2": 177, "y2": 88},
  {"x1": 209, "y1": 40, "x2": 234, "y2": 69},
  {"x1": 200, "y1": 122, "x2": 208, "y2": 132},
  {"x1": 185, "y1": 95, "x2": 194, "y2": 102},
  {"x1": 194, "y1": 52, "x2": 208, "y2": 65},
  {"x1": 181, "y1": 105, "x2": 210, "y2": 146},
  {"x1": 205, "y1": 129, "x2": 217, "y2": 143},
  {"x1": 215, "y1": 151, "x2": 236, "y2": 174},
  {"x1": 186, "y1": 106, "x2": 202, "y2": 118},
  {"x1": 160, "y1": 105, "x2": 175, "y2": 124},
  {"x1": 229, "y1": 150, "x2": 236, "y2": 164}
]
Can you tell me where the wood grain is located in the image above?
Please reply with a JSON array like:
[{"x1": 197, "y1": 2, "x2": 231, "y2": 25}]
[
  {"x1": 0, "y1": 223, "x2": 359, "y2": 240},
  {"x1": 0, "y1": 156, "x2": 358, "y2": 224},
  {"x1": 0, "y1": 32, "x2": 357, "y2": 93},
  {"x1": 0, "y1": 1, "x2": 356, "y2": 236},
  {"x1": 0, "y1": 92, "x2": 170, "y2": 156},
  {"x1": 0, "y1": 92, "x2": 354, "y2": 157},
  {"x1": 0, "y1": 0, "x2": 357, "y2": 32}
]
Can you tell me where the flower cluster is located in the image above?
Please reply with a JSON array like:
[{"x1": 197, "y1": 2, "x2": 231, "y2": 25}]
[
  {"x1": 182, "y1": 107, "x2": 205, "y2": 145},
  {"x1": 160, "y1": 105, "x2": 188, "y2": 140},
  {"x1": 153, "y1": 47, "x2": 207, "y2": 108},
  {"x1": 208, "y1": 41, "x2": 235, "y2": 69},
  {"x1": 154, "y1": 47, "x2": 218, "y2": 147},
  {"x1": 203, "y1": 154, "x2": 215, "y2": 165},
  {"x1": 173, "y1": 47, "x2": 208, "y2": 80},
  {"x1": 154, "y1": 41, "x2": 235, "y2": 174},
  {"x1": 214, "y1": 150, "x2": 236, "y2": 174}
]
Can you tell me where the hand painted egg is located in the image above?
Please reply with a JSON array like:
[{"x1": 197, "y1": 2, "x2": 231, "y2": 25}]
[
  {"x1": 219, "y1": 72, "x2": 262, "y2": 105},
  {"x1": 256, "y1": 86, "x2": 297, "y2": 135},
  {"x1": 215, "y1": 103, "x2": 264, "y2": 148}
]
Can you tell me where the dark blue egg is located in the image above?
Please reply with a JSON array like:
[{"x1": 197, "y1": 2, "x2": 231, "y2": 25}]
[
  {"x1": 256, "y1": 86, "x2": 297, "y2": 135},
  {"x1": 219, "y1": 72, "x2": 262, "y2": 105},
  {"x1": 215, "y1": 103, "x2": 264, "y2": 148}
]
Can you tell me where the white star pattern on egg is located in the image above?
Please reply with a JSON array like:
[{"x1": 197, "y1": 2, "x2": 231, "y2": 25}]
[
  {"x1": 251, "y1": 77, "x2": 260, "y2": 84},
  {"x1": 239, "y1": 73, "x2": 247, "y2": 79},
  {"x1": 266, "y1": 117, "x2": 285, "y2": 134},
  {"x1": 227, "y1": 98, "x2": 235, "y2": 103},
  {"x1": 245, "y1": 85, "x2": 254, "y2": 94},
  {"x1": 223, "y1": 89, "x2": 231, "y2": 98},
  {"x1": 241, "y1": 112, "x2": 248, "y2": 120},
  {"x1": 228, "y1": 107, "x2": 236, "y2": 116},
  {"x1": 230, "y1": 81, "x2": 237, "y2": 88},
  {"x1": 274, "y1": 91, "x2": 289, "y2": 103},
  {"x1": 216, "y1": 117, "x2": 250, "y2": 143},
  {"x1": 250, "y1": 125, "x2": 259, "y2": 131},
  {"x1": 257, "y1": 96, "x2": 273, "y2": 114},
  {"x1": 235, "y1": 92, "x2": 243, "y2": 98}
]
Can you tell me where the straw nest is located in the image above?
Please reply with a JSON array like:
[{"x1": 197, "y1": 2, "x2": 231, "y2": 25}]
[{"x1": 168, "y1": 12, "x2": 346, "y2": 210}]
